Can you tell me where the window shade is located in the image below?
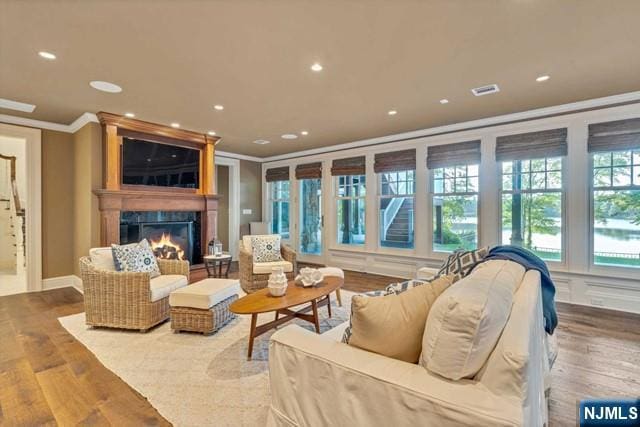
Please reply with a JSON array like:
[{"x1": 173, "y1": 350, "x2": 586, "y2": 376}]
[
  {"x1": 265, "y1": 166, "x2": 290, "y2": 182},
  {"x1": 331, "y1": 156, "x2": 366, "y2": 176},
  {"x1": 495, "y1": 128, "x2": 567, "y2": 161},
  {"x1": 588, "y1": 118, "x2": 640, "y2": 153},
  {"x1": 374, "y1": 149, "x2": 416, "y2": 173},
  {"x1": 295, "y1": 162, "x2": 322, "y2": 179},
  {"x1": 426, "y1": 140, "x2": 481, "y2": 169}
]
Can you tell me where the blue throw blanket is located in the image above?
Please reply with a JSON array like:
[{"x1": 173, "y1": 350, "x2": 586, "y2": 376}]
[{"x1": 475, "y1": 245, "x2": 558, "y2": 335}]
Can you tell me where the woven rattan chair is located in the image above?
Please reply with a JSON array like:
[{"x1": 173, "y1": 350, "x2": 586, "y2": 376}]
[
  {"x1": 238, "y1": 238, "x2": 296, "y2": 293},
  {"x1": 79, "y1": 256, "x2": 190, "y2": 332}
]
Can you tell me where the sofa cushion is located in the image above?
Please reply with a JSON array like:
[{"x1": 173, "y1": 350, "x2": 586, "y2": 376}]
[
  {"x1": 253, "y1": 260, "x2": 293, "y2": 275},
  {"x1": 89, "y1": 247, "x2": 116, "y2": 271},
  {"x1": 150, "y1": 274, "x2": 188, "y2": 302},
  {"x1": 437, "y1": 247, "x2": 489, "y2": 281},
  {"x1": 169, "y1": 278, "x2": 240, "y2": 309},
  {"x1": 343, "y1": 275, "x2": 454, "y2": 363},
  {"x1": 111, "y1": 239, "x2": 161, "y2": 278},
  {"x1": 251, "y1": 235, "x2": 282, "y2": 262},
  {"x1": 420, "y1": 259, "x2": 525, "y2": 380}
]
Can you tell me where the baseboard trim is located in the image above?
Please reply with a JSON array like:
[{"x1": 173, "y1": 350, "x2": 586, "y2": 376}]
[{"x1": 42, "y1": 275, "x2": 83, "y2": 293}]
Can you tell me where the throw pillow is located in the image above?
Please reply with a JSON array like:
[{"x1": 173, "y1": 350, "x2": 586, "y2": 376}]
[
  {"x1": 251, "y1": 235, "x2": 282, "y2": 263},
  {"x1": 111, "y1": 239, "x2": 161, "y2": 278},
  {"x1": 437, "y1": 246, "x2": 489, "y2": 281},
  {"x1": 342, "y1": 275, "x2": 455, "y2": 363},
  {"x1": 420, "y1": 260, "x2": 525, "y2": 380}
]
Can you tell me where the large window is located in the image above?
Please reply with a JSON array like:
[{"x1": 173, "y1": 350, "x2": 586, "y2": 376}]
[
  {"x1": 269, "y1": 180, "x2": 290, "y2": 239},
  {"x1": 379, "y1": 170, "x2": 415, "y2": 249},
  {"x1": 501, "y1": 157, "x2": 563, "y2": 261},
  {"x1": 432, "y1": 164, "x2": 478, "y2": 252},
  {"x1": 336, "y1": 175, "x2": 366, "y2": 245},
  {"x1": 299, "y1": 178, "x2": 322, "y2": 255},
  {"x1": 592, "y1": 150, "x2": 640, "y2": 268}
]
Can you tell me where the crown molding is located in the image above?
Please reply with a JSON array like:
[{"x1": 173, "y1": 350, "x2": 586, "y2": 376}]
[{"x1": 215, "y1": 150, "x2": 263, "y2": 162}]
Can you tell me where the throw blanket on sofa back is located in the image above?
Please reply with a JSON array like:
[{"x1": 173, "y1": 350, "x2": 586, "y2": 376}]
[{"x1": 475, "y1": 245, "x2": 558, "y2": 334}]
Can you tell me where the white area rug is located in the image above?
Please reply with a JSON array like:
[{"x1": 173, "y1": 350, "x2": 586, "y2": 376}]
[{"x1": 59, "y1": 291, "x2": 353, "y2": 427}]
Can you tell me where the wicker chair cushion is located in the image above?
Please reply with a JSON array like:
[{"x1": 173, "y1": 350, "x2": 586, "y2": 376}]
[
  {"x1": 112, "y1": 239, "x2": 161, "y2": 278},
  {"x1": 253, "y1": 260, "x2": 293, "y2": 274},
  {"x1": 150, "y1": 274, "x2": 188, "y2": 302},
  {"x1": 169, "y1": 279, "x2": 240, "y2": 309},
  {"x1": 89, "y1": 247, "x2": 116, "y2": 271}
]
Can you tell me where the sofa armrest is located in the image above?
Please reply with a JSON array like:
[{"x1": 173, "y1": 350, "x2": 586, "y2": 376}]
[
  {"x1": 157, "y1": 258, "x2": 190, "y2": 279},
  {"x1": 79, "y1": 256, "x2": 152, "y2": 302},
  {"x1": 268, "y1": 326, "x2": 521, "y2": 427}
]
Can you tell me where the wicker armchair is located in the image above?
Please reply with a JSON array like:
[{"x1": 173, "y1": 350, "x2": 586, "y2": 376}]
[
  {"x1": 79, "y1": 256, "x2": 190, "y2": 332},
  {"x1": 239, "y1": 239, "x2": 297, "y2": 293}
]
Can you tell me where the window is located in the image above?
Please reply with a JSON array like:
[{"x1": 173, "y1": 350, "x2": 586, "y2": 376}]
[
  {"x1": 299, "y1": 178, "x2": 322, "y2": 254},
  {"x1": 501, "y1": 157, "x2": 563, "y2": 261},
  {"x1": 269, "y1": 180, "x2": 290, "y2": 239},
  {"x1": 336, "y1": 175, "x2": 366, "y2": 245},
  {"x1": 432, "y1": 164, "x2": 479, "y2": 252},
  {"x1": 592, "y1": 150, "x2": 640, "y2": 268},
  {"x1": 379, "y1": 170, "x2": 415, "y2": 249}
]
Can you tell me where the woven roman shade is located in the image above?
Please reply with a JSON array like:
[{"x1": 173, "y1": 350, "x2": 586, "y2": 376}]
[
  {"x1": 265, "y1": 166, "x2": 290, "y2": 182},
  {"x1": 495, "y1": 128, "x2": 567, "y2": 161},
  {"x1": 426, "y1": 140, "x2": 481, "y2": 169},
  {"x1": 588, "y1": 118, "x2": 640, "y2": 153},
  {"x1": 374, "y1": 149, "x2": 416, "y2": 173},
  {"x1": 331, "y1": 156, "x2": 366, "y2": 176},
  {"x1": 295, "y1": 162, "x2": 322, "y2": 179}
]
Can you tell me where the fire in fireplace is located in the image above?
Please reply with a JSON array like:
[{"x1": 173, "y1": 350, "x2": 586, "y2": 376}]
[{"x1": 120, "y1": 211, "x2": 203, "y2": 265}]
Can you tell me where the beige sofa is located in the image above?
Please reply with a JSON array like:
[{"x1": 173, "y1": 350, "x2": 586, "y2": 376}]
[
  {"x1": 238, "y1": 235, "x2": 296, "y2": 293},
  {"x1": 268, "y1": 269, "x2": 552, "y2": 426},
  {"x1": 79, "y1": 247, "x2": 189, "y2": 332}
]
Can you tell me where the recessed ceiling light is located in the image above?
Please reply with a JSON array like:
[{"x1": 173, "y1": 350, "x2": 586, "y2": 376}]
[
  {"x1": 207, "y1": 130, "x2": 216, "y2": 136},
  {"x1": 388, "y1": 110, "x2": 398, "y2": 116},
  {"x1": 536, "y1": 75, "x2": 550, "y2": 82},
  {"x1": 124, "y1": 112, "x2": 135, "y2": 118},
  {"x1": 170, "y1": 123, "x2": 180, "y2": 128},
  {"x1": 171, "y1": 154, "x2": 177, "y2": 158},
  {"x1": 310, "y1": 63, "x2": 323, "y2": 72},
  {"x1": 38, "y1": 51, "x2": 56, "y2": 60},
  {"x1": 253, "y1": 139, "x2": 270, "y2": 145},
  {"x1": 439, "y1": 99, "x2": 449, "y2": 104},
  {"x1": 89, "y1": 80, "x2": 122, "y2": 93},
  {"x1": 0, "y1": 98, "x2": 36, "y2": 113},
  {"x1": 146, "y1": 158, "x2": 152, "y2": 162},
  {"x1": 214, "y1": 105, "x2": 224, "y2": 111},
  {"x1": 281, "y1": 134, "x2": 298, "y2": 140},
  {"x1": 301, "y1": 131, "x2": 309, "y2": 136}
]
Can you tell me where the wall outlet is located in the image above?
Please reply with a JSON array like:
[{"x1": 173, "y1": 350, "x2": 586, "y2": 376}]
[{"x1": 242, "y1": 209, "x2": 252, "y2": 215}]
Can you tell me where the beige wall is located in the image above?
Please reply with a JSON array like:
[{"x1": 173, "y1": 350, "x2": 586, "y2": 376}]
[
  {"x1": 215, "y1": 165, "x2": 230, "y2": 251},
  {"x1": 239, "y1": 159, "x2": 262, "y2": 236},
  {"x1": 42, "y1": 129, "x2": 75, "y2": 278},
  {"x1": 72, "y1": 122, "x2": 102, "y2": 275}
]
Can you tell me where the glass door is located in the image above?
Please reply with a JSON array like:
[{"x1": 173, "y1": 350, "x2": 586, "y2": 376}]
[{"x1": 299, "y1": 178, "x2": 322, "y2": 255}]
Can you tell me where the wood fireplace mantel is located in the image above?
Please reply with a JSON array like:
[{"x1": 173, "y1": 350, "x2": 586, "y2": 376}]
[{"x1": 93, "y1": 113, "x2": 220, "y2": 266}]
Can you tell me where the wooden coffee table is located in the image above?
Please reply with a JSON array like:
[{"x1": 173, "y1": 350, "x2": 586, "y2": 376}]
[{"x1": 229, "y1": 276, "x2": 343, "y2": 360}]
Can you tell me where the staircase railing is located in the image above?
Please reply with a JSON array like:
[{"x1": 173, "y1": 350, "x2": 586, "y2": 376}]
[{"x1": 0, "y1": 154, "x2": 25, "y2": 263}]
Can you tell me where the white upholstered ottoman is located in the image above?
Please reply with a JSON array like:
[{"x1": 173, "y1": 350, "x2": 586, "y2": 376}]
[{"x1": 169, "y1": 278, "x2": 240, "y2": 335}]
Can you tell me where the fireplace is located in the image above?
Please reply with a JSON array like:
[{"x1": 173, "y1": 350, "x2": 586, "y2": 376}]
[{"x1": 120, "y1": 211, "x2": 203, "y2": 265}]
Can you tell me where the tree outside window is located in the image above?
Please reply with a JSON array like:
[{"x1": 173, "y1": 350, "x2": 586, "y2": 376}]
[
  {"x1": 501, "y1": 157, "x2": 563, "y2": 261},
  {"x1": 299, "y1": 178, "x2": 322, "y2": 254},
  {"x1": 592, "y1": 150, "x2": 640, "y2": 268},
  {"x1": 269, "y1": 180, "x2": 290, "y2": 239},
  {"x1": 336, "y1": 175, "x2": 365, "y2": 245},
  {"x1": 432, "y1": 164, "x2": 478, "y2": 252}
]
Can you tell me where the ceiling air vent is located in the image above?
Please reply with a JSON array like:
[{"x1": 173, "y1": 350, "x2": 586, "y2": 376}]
[{"x1": 471, "y1": 84, "x2": 500, "y2": 97}]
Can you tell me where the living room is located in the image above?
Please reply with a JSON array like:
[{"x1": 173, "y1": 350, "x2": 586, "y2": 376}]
[{"x1": 1, "y1": 1, "x2": 639, "y2": 426}]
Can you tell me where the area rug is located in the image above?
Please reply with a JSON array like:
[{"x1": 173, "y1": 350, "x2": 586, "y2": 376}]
[{"x1": 58, "y1": 291, "x2": 354, "y2": 427}]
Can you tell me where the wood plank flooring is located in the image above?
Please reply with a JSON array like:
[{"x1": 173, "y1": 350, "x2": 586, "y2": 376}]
[{"x1": 1, "y1": 272, "x2": 639, "y2": 426}]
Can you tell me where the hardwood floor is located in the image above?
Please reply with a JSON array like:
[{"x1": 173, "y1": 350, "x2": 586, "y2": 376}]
[{"x1": 1, "y1": 273, "x2": 639, "y2": 426}]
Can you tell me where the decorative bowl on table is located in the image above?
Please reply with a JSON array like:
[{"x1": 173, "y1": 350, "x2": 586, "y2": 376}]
[{"x1": 296, "y1": 267, "x2": 323, "y2": 287}]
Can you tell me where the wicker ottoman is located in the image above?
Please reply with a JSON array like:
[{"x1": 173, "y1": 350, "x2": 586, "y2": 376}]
[{"x1": 169, "y1": 278, "x2": 240, "y2": 335}]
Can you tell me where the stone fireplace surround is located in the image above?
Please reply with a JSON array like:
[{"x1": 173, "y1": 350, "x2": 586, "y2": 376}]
[{"x1": 94, "y1": 112, "x2": 219, "y2": 271}]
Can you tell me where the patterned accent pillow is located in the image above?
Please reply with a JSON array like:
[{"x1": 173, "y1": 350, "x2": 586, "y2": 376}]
[
  {"x1": 250, "y1": 235, "x2": 282, "y2": 263},
  {"x1": 437, "y1": 246, "x2": 489, "y2": 281},
  {"x1": 111, "y1": 239, "x2": 161, "y2": 278}
]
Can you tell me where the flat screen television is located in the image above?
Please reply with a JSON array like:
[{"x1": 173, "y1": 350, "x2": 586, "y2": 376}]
[{"x1": 121, "y1": 138, "x2": 200, "y2": 188}]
